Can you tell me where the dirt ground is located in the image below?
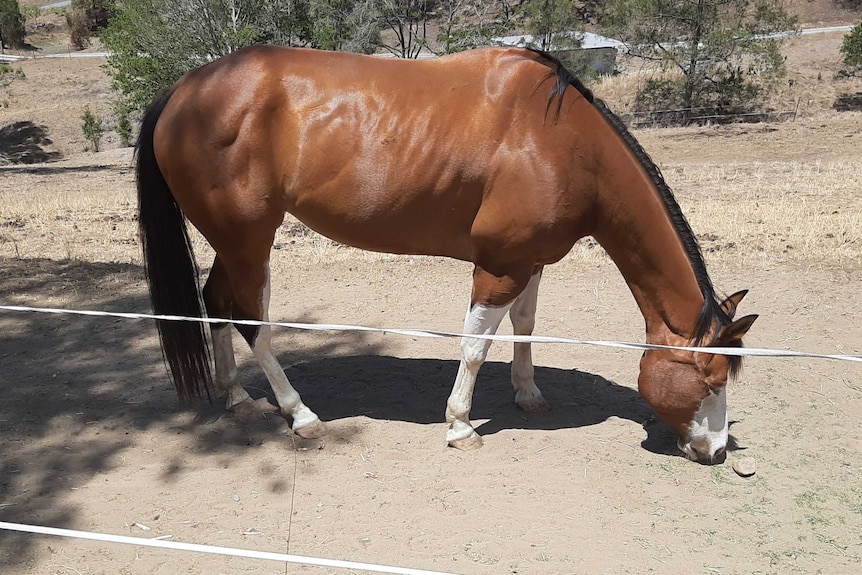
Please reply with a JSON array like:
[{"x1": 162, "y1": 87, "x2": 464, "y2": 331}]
[{"x1": 2, "y1": 21, "x2": 862, "y2": 575}]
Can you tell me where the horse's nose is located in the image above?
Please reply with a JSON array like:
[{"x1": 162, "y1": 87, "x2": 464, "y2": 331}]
[{"x1": 691, "y1": 443, "x2": 726, "y2": 464}]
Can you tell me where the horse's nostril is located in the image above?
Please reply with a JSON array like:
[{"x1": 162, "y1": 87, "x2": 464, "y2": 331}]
[{"x1": 712, "y1": 446, "x2": 727, "y2": 462}]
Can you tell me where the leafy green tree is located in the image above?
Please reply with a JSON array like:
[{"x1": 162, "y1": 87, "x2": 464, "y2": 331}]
[
  {"x1": 103, "y1": 0, "x2": 378, "y2": 112},
  {"x1": 0, "y1": 0, "x2": 25, "y2": 50},
  {"x1": 598, "y1": 0, "x2": 797, "y2": 122},
  {"x1": 308, "y1": 0, "x2": 378, "y2": 52},
  {"x1": 435, "y1": 0, "x2": 513, "y2": 55},
  {"x1": 522, "y1": 0, "x2": 584, "y2": 51},
  {"x1": 840, "y1": 23, "x2": 862, "y2": 73}
]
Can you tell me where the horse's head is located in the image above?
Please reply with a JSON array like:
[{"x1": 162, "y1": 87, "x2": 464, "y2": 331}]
[{"x1": 638, "y1": 291, "x2": 757, "y2": 464}]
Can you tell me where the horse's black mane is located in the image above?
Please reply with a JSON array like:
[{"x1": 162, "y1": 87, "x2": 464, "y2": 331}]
[{"x1": 529, "y1": 49, "x2": 736, "y2": 359}]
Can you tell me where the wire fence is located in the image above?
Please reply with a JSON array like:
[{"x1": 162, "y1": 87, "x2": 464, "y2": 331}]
[{"x1": 0, "y1": 301, "x2": 858, "y2": 572}]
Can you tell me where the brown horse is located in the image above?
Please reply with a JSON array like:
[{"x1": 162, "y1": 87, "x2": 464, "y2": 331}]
[{"x1": 136, "y1": 46, "x2": 756, "y2": 463}]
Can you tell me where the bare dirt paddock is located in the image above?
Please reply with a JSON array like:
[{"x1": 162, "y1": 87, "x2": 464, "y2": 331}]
[{"x1": 2, "y1": 66, "x2": 862, "y2": 575}]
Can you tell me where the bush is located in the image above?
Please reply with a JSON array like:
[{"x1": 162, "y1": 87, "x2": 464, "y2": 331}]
[
  {"x1": 633, "y1": 71, "x2": 763, "y2": 127},
  {"x1": 81, "y1": 105, "x2": 104, "y2": 152},
  {"x1": 72, "y1": 0, "x2": 116, "y2": 32},
  {"x1": 0, "y1": 62, "x2": 25, "y2": 88},
  {"x1": 66, "y1": 6, "x2": 90, "y2": 49},
  {"x1": 115, "y1": 105, "x2": 133, "y2": 147},
  {"x1": 840, "y1": 23, "x2": 862, "y2": 72}
]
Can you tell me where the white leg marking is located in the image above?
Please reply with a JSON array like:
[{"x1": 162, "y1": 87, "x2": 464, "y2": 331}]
[
  {"x1": 683, "y1": 387, "x2": 728, "y2": 461},
  {"x1": 508, "y1": 271, "x2": 549, "y2": 411},
  {"x1": 445, "y1": 302, "x2": 511, "y2": 449},
  {"x1": 252, "y1": 268, "x2": 324, "y2": 437}
]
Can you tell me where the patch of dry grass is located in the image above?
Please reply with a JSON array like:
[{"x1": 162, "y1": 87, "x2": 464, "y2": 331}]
[
  {"x1": 671, "y1": 160, "x2": 862, "y2": 267},
  {"x1": 2, "y1": 152, "x2": 859, "y2": 274}
]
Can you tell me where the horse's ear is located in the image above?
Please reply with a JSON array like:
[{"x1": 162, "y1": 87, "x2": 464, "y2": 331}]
[
  {"x1": 720, "y1": 290, "x2": 749, "y2": 319},
  {"x1": 718, "y1": 314, "x2": 758, "y2": 344}
]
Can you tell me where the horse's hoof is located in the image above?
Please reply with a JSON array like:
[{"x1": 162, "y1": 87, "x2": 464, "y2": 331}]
[
  {"x1": 294, "y1": 419, "x2": 327, "y2": 439},
  {"x1": 448, "y1": 433, "x2": 484, "y2": 451},
  {"x1": 516, "y1": 396, "x2": 551, "y2": 412},
  {"x1": 230, "y1": 397, "x2": 278, "y2": 416}
]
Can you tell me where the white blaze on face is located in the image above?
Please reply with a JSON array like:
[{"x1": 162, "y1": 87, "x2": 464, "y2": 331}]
[{"x1": 683, "y1": 387, "x2": 728, "y2": 461}]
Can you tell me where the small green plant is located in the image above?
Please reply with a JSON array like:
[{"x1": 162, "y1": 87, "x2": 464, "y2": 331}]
[
  {"x1": 115, "y1": 105, "x2": 133, "y2": 147},
  {"x1": 20, "y1": 6, "x2": 41, "y2": 22},
  {"x1": 117, "y1": 110, "x2": 132, "y2": 148},
  {"x1": 81, "y1": 105, "x2": 104, "y2": 152},
  {"x1": 840, "y1": 23, "x2": 862, "y2": 73},
  {"x1": 0, "y1": 63, "x2": 25, "y2": 88}
]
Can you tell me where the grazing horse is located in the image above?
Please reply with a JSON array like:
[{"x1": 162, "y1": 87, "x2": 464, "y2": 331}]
[{"x1": 136, "y1": 46, "x2": 757, "y2": 464}]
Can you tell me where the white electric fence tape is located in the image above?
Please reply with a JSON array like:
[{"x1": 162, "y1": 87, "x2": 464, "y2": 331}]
[
  {"x1": 0, "y1": 304, "x2": 860, "y2": 363},
  {"x1": 0, "y1": 304, "x2": 858, "y2": 570},
  {"x1": 0, "y1": 521, "x2": 458, "y2": 575}
]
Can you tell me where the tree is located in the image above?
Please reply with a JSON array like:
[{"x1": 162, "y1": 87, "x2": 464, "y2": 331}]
[
  {"x1": 306, "y1": 0, "x2": 379, "y2": 52},
  {"x1": 598, "y1": 0, "x2": 797, "y2": 123},
  {"x1": 0, "y1": 0, "x2": 25, "y2": 50},
  {"x1": 522, "y1": 0, "x2": 584, "y2": 52},
  {"x1": 103, "y1": 0, "x2": 379, "y2": 112},
  {"x1": 374, "y1": 0, "x2": 434, "y2": 58},
  {"x1": 435, "y1": 0, "x2": 515, "y2": 55},
  {"x1": 840, "y1": 22, "x2": 862, "y2": 73}
]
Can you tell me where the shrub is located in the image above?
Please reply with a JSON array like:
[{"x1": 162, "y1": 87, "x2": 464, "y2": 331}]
[
  {"x1": 81, "y1": 105, "x2": 104, "y2": 152},
  {"x1": 0, "y1": 62, "x2": 25, "y2": 88},
  {"x1": 66, "y1": 6, "x2": 90, "y2": 49},
  {"x1": 115, "y1": 105, "x2": 133, "y2": 147},
  {"x1": 72, "y1": 0, "x2": 116, "y2": 32},
  {"x1": 840, "y1": 23, "x2": 862, "y2": 72}
]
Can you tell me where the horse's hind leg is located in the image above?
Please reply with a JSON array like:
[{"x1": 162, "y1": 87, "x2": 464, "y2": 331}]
[
  {"x1": 509, "y1": 268, "x2": 550, "y2": 412},
  {"x1": 222, "y1": 248, "x2": 325, "y2": 439},
  {"x1": 203, "y1": 256, "x2": 277, "y2": 415}
]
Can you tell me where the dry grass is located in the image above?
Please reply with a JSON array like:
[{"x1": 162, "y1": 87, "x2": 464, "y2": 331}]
[
  {"x1": 672, "y1": 160, "x2": 862, "y2": 267},
  {"x1": 2, "y1": 152, "x2": 860, "y2": 274}
]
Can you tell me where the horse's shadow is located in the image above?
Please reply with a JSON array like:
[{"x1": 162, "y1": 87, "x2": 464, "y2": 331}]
[{"x1": 252, "y1": 354, "x2": 686, "y2": 456}]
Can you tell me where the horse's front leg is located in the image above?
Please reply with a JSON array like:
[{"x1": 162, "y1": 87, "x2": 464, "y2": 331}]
[
  {"x1": 445, "y1": 300, "x2": 511, "y2": 450},
  {"x1": 447, "y1": 259, "x2": 538, "y2": 450}
]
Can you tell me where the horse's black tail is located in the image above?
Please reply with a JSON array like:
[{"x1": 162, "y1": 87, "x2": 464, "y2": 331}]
[{"x1": 135, "y1": 90, "x2": 213, "y2": 402}]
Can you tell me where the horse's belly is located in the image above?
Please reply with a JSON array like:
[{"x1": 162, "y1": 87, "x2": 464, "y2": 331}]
[{"x1": 287, "y1": 191, "x2": 478, "y2": 260}]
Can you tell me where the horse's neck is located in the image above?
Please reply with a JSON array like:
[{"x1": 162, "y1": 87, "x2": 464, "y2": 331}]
[{"x1": 589, "y1": 134, "x2": 705, "y2": 345}]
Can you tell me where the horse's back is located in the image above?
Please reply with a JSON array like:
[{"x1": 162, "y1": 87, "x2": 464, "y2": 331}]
[{"x1": 153, "y1": 46, "x2": 596, "y2": 261}]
